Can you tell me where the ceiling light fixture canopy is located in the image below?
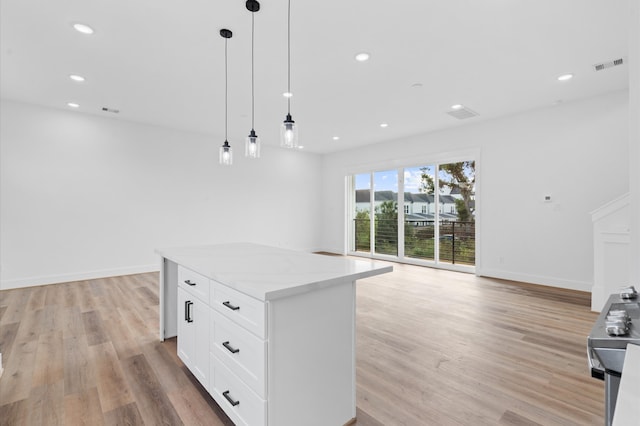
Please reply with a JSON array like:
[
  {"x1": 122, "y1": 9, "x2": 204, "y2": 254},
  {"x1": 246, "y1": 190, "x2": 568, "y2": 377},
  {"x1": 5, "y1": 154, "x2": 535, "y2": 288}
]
[
  {"x1": 280, "y1": 0, "x2": 298, "y2": 148},
  {"x1": 245, "y1": 0, "x2": 261, "y2": 159},
  {"x1": 219, "y1": 28, "x2": 233, "y2": 166}
]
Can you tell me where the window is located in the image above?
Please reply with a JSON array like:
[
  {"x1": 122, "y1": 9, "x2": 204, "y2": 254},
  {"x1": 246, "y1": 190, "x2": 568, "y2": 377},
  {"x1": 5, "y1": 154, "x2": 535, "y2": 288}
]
[
  {"x1": 374, "y1": 170, "x2": 398, "y2": 256},
  {"x1": 352, "y1": 173, "x2": 371, "y2": 253},
  {"x1": 349, "y1": 160, "x2": 476, "y2": 270}
]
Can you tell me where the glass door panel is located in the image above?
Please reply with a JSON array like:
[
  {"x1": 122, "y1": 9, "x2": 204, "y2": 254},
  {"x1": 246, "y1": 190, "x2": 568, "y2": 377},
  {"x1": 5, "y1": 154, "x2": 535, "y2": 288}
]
[
  {"x1": 353, "y1": 173, "x2": 371, "y2": 253},
  {"x1": 437, "y1": 161, "x2": 476, "y2": 265},
  {"x1": 373, "y1": 170, "x2": 398, "y2": 256},
  {"x1": 404, "y1": 165, "x2": 435, "y2": 261}
]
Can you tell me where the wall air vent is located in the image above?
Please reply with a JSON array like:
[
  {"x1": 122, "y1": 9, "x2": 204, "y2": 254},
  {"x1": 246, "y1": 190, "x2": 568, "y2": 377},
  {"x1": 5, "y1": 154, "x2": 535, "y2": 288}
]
[
  {"x1": 593, "y1": 58, "x2": 625, "y2": 72},
  {"x1": 101, "y1": 107, "x2": 120, "y2": 114},
  {"x1": 446, "y1": 106, "x2": 478, "y2": 120}
]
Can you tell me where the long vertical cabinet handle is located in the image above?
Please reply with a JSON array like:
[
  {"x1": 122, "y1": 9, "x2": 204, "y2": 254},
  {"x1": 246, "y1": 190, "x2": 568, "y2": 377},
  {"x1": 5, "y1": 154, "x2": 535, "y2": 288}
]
[{"x1": 185, "y1": 301, "x2": 194, "y2": 323}]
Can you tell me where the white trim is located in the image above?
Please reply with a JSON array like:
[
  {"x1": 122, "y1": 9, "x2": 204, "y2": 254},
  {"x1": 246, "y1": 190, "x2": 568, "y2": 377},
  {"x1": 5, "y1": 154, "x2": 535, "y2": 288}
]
[
  {"x1": 478, "y1": 268, "x2": 591, "y2": 292},
  {"x1": 591, "y1": 192, "x2": 630, "y2": 222},
  {"x1": 0, "y1": 264, "x2": 158, "y2": 290},
  {"x1": 342, "y1": 147, "x2": 481, "y2": 177}
]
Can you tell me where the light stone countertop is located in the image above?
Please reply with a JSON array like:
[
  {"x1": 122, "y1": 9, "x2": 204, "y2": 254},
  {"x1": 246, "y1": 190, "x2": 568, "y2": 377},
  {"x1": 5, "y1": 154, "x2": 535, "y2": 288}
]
[{"x1": 156, "y1": 242, "x2": 393, "y2": 301}]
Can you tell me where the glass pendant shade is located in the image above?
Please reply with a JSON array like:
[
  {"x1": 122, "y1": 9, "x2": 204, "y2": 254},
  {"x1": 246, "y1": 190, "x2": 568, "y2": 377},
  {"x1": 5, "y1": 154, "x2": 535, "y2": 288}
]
[
  {"x1": 219, "y1": 140, "x2": 233, "y2": 165},
  {"x1": 219, "y1": 29, "x2": 233, "y2": 166},
  {"x1": 280, "y1": 113, "x2": 298, "y2": 148},
  {"x1": 245, "y1": 129, "x2": 261, "y2": 158}
]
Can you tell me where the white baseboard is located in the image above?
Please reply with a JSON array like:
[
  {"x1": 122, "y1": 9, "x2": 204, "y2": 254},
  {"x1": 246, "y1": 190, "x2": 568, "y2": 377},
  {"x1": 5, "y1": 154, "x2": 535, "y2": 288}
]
[
  {"x1": 0, "y1": 264, "x2": 159, "y2": 290},
  {"x1": 478, "y1": 268, "x2": 592, "y2": 292}
]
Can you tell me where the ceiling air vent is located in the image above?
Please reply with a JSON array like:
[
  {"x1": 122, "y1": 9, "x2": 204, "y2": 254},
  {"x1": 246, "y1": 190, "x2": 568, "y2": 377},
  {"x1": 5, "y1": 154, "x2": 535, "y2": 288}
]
[
  {"x1": 593, "y1": 58, "x2": 624, "y2": 72},
  {"x1": 446, "y1": 106, "x2": 478, "y2": 120},
  {"x1": 101, "y1": 107, "x2": 120, "y2": 114}
]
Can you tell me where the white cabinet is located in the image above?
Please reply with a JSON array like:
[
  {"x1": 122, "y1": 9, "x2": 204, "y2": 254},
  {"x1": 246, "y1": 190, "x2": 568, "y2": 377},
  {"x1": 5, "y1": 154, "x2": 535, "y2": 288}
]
[
  {"x1": 177, "y1": 267, "x2": 211, "y2": 388},
  {"x1": 211, "y1": 310, "x2": 267, "y2": 398},
  {"x1": 210, "y1": 353, "x2": 267, "y2": 426},
  {"x1": 210, "y1": 281, "x2": 268, "y2": 424},
  {"x1": 158, "y1": 243, "x2": 393, "y2": 426},
  {"x1": 208, "y1": 277, "x2": 356, "y2": 426}
]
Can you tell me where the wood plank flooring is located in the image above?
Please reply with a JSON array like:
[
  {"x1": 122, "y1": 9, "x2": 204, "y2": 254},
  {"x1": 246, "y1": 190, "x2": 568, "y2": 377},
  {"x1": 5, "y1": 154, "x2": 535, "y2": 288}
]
[{"x1": 0, "y1": 263, "x2": 603, "y2": 425}]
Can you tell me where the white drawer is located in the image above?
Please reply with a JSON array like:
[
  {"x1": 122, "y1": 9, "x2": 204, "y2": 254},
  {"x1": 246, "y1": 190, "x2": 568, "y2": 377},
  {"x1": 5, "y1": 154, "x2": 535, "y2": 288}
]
[
  {"x1": 178, "y1": 265, "x2": 210, "y2": 302},
  {"x1": 211, "y1": 282, "x2": 266, "y2": 339},
  {"x1": 210, "y1": 354, "x2": 266, "y2": 426},
  {"x1": 211, "y1": 310, "x2": 266, "y2": 398}
]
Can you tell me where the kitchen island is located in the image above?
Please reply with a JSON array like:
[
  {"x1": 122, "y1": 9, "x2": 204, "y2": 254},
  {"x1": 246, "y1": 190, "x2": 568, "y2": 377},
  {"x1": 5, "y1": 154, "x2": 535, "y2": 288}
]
[{"x1": 157, "y1": 243, "x2": 392, "y2": 426}]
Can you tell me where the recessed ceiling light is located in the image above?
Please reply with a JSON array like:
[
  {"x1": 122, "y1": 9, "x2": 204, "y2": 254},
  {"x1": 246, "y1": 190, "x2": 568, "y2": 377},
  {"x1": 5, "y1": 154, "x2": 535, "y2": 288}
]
[
  {"x1": 355, "y1": 52, "x2": 370, "y2": 62},
  {"x1": 69, "y1": 74, "x2": 85, "y2": 82},
  {"x1": 451, "y1": 104, "x2": 464, "y2": 110},
  {"x1": 72, "y1": 23, "x2": 94, "y2": 34},
  {"x1": 332, "y1": 136, "x2": 340, "y2": 141},
  {"x1": 380, "y1": 123, "x2": 388, "y2": 128},
  {"x1": 282, "y1": 92, "x2": 293, "y2": 98},
  {"x1": 67, "y1": 102, "x2": 80, "y2": 108},
  {"x1": 557, "y1": 73, "x2": 574, "y2": 81},
  {"x1": 298, "y1": 146, "x2": 304, "y2": 149}
]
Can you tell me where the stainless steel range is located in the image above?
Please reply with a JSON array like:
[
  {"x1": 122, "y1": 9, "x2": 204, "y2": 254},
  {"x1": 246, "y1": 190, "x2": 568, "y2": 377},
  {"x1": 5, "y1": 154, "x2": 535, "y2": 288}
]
[{"x1": 587, "y1": 286, "x2": 639, "y2": 426}]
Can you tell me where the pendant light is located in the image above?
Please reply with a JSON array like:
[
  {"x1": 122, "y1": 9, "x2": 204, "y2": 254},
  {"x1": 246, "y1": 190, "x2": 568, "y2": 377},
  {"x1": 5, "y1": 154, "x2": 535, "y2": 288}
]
[
  {"x1": 280, "y1": 0, "x2": 298, "y2": 148},
  {"x1": 245, "y1": 0, "x2": 261, "y2": 158},
  {"x1": 219, "y1": 29, "x2": 233, "y2": 166}
]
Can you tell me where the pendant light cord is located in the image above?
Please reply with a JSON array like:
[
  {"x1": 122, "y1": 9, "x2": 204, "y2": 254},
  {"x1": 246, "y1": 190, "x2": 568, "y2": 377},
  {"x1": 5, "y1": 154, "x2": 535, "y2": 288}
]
[
  {"x1": 225, "y1": 37, "x2": 228, "y2": 140},
  {"x1": 251, "y1": 12, "x2": 255, "y2": 130},
  {"x1": 287, "y1": 0, "x2": 291, "y2": 115}
]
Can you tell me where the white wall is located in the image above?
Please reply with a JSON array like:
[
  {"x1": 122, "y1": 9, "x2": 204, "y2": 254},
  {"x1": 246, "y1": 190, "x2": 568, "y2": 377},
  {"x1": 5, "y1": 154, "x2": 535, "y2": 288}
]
[
  {"x1": 320, "y1": 91, "x2": 629, "y2": 291},
  {"x1": 628, "y1": 0, "x2": 640, "y2": 286},
  {"x1": 0, "y1": 100, "x2": 323, "y2": 289}
]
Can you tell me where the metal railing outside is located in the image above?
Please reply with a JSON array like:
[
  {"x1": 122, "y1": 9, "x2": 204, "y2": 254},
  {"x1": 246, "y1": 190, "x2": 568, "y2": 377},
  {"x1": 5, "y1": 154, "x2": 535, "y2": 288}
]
[{"x1": 354, "y1": 219, "x2": 475, "y2": 265}]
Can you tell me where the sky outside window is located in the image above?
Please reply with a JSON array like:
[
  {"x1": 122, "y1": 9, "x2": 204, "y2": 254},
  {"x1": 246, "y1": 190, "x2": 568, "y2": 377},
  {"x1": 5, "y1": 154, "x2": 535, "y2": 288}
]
[
  {"x1": 405, "y1": 166, "x2": 435, "y2": 193},
  {"x1": 373, "y1": 170, "x2": 398, "y2": 191}
]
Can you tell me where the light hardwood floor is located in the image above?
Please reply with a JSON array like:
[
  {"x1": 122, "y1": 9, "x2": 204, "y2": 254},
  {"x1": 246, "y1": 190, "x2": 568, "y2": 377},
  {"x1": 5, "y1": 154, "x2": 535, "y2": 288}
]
[{"x1": 0, "y1": 262, "x2": 603, "y2": 425}]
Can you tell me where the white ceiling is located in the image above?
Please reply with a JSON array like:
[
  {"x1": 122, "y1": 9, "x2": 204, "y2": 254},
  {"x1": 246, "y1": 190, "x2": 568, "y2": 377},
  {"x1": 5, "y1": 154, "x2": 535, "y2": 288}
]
[{"x1": 0, "y1": 0, "x2": 630, "y2": 154}]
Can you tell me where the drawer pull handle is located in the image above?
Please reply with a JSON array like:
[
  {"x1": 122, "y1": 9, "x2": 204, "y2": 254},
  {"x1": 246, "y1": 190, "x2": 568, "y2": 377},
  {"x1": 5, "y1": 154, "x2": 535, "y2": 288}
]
[
  {"x1": 222, "y1": 341, "x2": 240, "y2": 354},
  {"x1": 184, "y1": 279, "x2": 196, "y2": 286},
  {"x1": 222, "y1": 390, "x2": 240, "y2": 406},
  {"x1": 185, "y1": 301, "x2": 194, "y2": 323},
  {"x1": 223, "y1": 301, "x2": 240, "y2": 311}
]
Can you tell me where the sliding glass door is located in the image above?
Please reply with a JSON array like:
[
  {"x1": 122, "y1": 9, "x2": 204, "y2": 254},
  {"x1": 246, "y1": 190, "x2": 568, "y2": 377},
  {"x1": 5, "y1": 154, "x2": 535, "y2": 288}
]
[
  {"x1": 404, "y1": 165, "x2": 436, "y2": 261},
  {"x1": 353, "y1": 173, "x2": 371, "y2": 254},
  {"x1": 349, "y1": 160, "x2": 476, "y2": 271},
  {"x1": 437, "y1": 162, "x2": 475, "y2": 265},
  {"x1": 373, "y1": 170, "x2": 398, "y2": 256}
]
